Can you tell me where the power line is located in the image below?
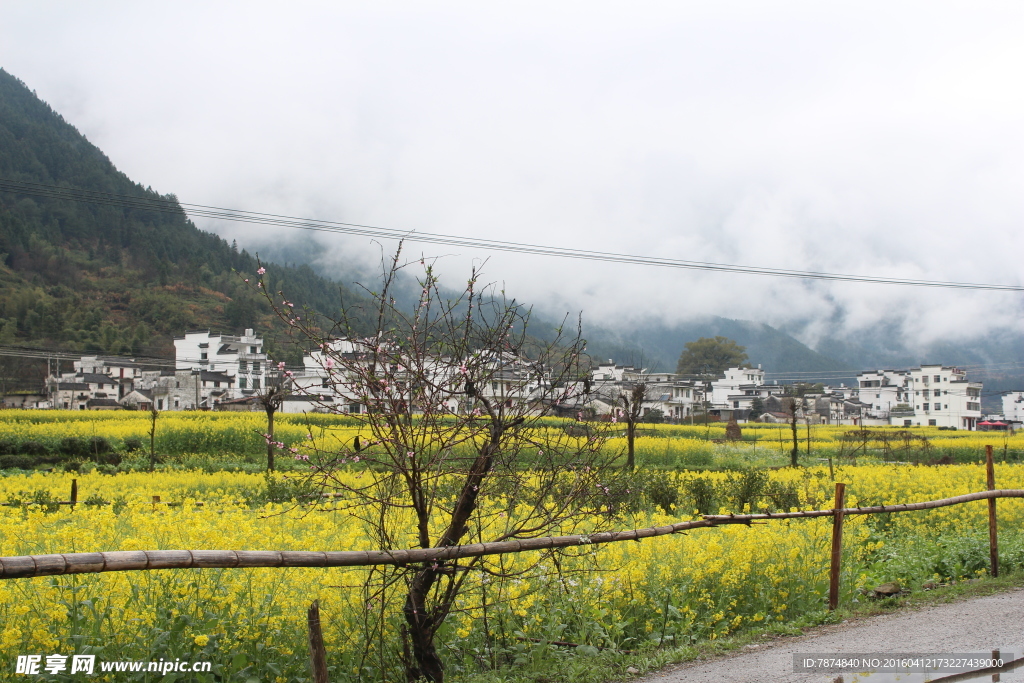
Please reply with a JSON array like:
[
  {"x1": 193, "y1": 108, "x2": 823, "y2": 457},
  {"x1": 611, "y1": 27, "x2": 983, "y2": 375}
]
[{"x1": 2, "y1": 177, "x2": 1023, "y2": 292}]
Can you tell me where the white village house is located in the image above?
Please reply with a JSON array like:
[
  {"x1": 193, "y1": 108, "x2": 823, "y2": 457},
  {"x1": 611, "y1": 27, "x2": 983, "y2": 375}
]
[
  {"x1": 857, "y1": 364, "x2": 982, "y2": 429},
  {"x1": 174, "y1": 329, "x2": 268, "y2": 397}
]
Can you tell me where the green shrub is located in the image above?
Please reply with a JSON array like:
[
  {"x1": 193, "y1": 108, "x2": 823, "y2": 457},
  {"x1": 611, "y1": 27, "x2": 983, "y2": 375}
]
[
  {"x1": 59, "y1": 437, "x2": 89, "y2": 457},
  {"x1": 0, "y1": 454, "x2": 35, "y2": 469},
  {"x1": 20, "y1": 440, "x2": 50, "y2": 456},
  {"x1": 721, "y1": 468, "x2": 770, "y2": 513},
  {"x1": 683, "y1": 476, "x2": 718, "y2": 515}
]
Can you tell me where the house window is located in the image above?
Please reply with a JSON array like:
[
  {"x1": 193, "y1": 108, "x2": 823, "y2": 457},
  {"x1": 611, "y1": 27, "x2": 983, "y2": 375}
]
[
  {"x1": 200, "y1": 352, "x2": 208, "y2": 361},
  {"x1": 239, "y1": 377, "x2": 247, "y2": 389},
  {"x1": 934, "y1": 375, "x2": 941, "y2": 382},
  {"x1": 923, "y1": 403, "x2": 930, "y2": 411},
  {"x1": 253, "y1": 362, "x2": 261, "y2": 373},
  {"x1": 904, "y1": 420, "x2": 912, "y2": 427},
  {"x1": 214, "y1": 381, "x2": 220, "y2": 388},
  {"x1": 240, "y1": 360, "x2": 247, "y2": 372},
  {"x1": 929, "y1": 419, "x2": 937, "y2": 426},
  {"x1": 733, "y1": 401, "x2": 739, "y2": 408},
  {"x1": 158, "y1": 399, "x2": 165, "y2": 410},
  {"x1": 174, "y1": 398, "x2": 180, "y2": 408},
  {"x1": 252, "y1": 378, "x2": 260, "y2": 390},
  {"x1": 250, "y1": 346, "x2": 257, "y2": 353}
]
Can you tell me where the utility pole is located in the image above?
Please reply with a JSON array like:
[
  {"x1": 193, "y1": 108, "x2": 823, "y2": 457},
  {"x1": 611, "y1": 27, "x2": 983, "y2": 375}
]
[{"x1": 192, "y1": 368, "x2": 201, "y2": 410}]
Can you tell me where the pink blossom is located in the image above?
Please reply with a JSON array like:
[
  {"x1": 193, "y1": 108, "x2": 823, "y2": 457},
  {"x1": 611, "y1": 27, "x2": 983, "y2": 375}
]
[
  {"x1": 407, "y1": 451, "x2": 414, "y2": 458},
  {"x1": 325, "y1": 359, "x2": 335, "y2": 369},
  {"x1": 277, "y1": 361, "x2": 286, "y2": 370},
  {"x1": 257, "y1": 267, "x2": 266, "y2": 275}
]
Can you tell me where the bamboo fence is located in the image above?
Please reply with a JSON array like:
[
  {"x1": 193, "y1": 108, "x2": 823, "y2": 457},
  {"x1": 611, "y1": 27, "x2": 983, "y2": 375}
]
[
  {"x1": 2, "y1": 446, "x2": 1019, "y2": 612},
  {"x1": 2, "y1": 490, "x2": 1022, "y2": 580}
]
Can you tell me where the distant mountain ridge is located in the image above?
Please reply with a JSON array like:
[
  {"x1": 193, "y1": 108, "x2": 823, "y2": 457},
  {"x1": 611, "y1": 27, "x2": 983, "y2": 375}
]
[{"x1": 578, "y1": 316, "x2": 852, "y2": 377}]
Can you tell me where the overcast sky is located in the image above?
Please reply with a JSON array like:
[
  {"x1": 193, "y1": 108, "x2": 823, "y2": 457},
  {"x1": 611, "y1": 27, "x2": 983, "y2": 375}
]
[{"x1": 2, "y1": 1, "x2": 1022, "y2": 349}]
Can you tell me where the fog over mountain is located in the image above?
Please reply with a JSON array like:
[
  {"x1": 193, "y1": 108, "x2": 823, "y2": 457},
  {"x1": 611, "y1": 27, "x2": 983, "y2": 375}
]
[{"x1": 2, "y1": 2, "x2": 1022, "y2": 372}]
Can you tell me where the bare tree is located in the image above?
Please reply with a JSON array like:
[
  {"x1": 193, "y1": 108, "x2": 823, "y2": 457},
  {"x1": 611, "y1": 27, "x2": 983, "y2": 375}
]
[
  {"x1": 252, "y1": 248, "x2": 617, "y2": 682},
  {"x1": 257, "y1": 378, "x2": 288, "y2": 473},
  {"x1": 783, "y1": 396, "x2": 800, "y2": 467},
  {"x1": 617, "y1": 383, "x2": 646, "y2": 471}
]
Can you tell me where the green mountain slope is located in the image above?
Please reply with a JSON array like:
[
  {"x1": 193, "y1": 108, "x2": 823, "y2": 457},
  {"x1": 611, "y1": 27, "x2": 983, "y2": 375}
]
[{"x1": 0, "y1": 68, "x2": 370, "y2": 361}]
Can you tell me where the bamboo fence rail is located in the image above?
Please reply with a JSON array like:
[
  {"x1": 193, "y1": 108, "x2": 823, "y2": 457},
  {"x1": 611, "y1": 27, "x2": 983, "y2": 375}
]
[{"x1": 3, "y1": 489, "x2": 1023, "y2": 581}]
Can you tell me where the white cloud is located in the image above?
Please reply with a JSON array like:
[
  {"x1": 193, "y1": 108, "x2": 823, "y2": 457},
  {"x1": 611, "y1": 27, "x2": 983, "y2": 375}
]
[{"x1": 2, "y1": 1, "x2": 1022, "y2": 350}]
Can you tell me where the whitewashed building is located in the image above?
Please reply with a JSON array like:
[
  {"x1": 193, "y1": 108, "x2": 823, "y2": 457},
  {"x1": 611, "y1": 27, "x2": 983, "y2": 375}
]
[
  {"x1": 1001, "y1": 391, "x2": 1024, "y2": 426},
  {"x1": 904, "y1": 365, "x2": 982, "y2": 429},
  {"x1": 174, "y1": 329, "x2": 267, "y2": 396},
  {"x1": 856, "y1": 370, "x2": 912, "y2": 419},
  {"x1": 709, "y1": 366, "x2": 766, "y2": 406}
]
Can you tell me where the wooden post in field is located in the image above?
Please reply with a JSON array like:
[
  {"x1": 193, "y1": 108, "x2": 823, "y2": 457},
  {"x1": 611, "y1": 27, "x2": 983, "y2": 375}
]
[
  {"x1": 152, "y1": 495, "x2": 160, "y2": 511},
  {"x1": 307, "y1": 600, "x2": 330, "y2": 683},
  {"x1": 987, "y1": 445, "x2": 999, "y2": 578},
  {"x1": 70, "y1": 479, "x2": 78, "y2": 509},
  {"x1": 828, "y1": 482, "x2": 846, "y2": 610}
]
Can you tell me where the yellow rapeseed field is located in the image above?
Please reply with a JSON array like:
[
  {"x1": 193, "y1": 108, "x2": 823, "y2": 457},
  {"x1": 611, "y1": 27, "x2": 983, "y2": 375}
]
[{"x1": 2, "y1": 463, "x2": 1023, "y2": 681}]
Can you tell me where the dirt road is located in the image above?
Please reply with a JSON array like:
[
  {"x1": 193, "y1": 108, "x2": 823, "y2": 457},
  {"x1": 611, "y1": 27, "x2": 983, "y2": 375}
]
[{"x1": 637, "y1": 588, "x2": 1024, "y2": 682}]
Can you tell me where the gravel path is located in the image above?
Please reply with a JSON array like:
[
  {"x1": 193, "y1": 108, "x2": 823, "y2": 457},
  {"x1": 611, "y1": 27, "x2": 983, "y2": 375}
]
[{"x1": 637, "y1": 588, "x2": 1024, "y2": 683}]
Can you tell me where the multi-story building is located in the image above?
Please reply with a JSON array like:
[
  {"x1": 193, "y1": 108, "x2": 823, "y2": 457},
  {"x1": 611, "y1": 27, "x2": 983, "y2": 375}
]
[
  {"x1": 1000, "y1": 391, "x2": 1024, "y2": 426},
  {"x1": 133, "y1": 369, "x2": 236, "y2": 411},
  {"x1": 174, "y1": 329, "x2": 267, "y2": 396},
  {"x1": 855, "y1": 366, "x2": 982, "y2": 429},
  {"x1": 855, "y1": 370, "x2": 912, "y2": 420}
]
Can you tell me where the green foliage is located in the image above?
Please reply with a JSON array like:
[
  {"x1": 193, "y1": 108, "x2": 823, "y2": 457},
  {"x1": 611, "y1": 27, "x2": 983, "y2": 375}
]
[
  {"x1": 720, "y1": 468, "x2": 770, "y2": 513},
  {"x1": 683, "y1": 476, "x2": 718, "y2": 515},
  {"x1": 749, "y1": 397, "x2": 765, "y2": 420},
  {"x1": 642, "y1": 408, "x2": 665, "y2": 424},
  {"x1": 676, "y1": 336, "x2": 749, "y2": 376}
]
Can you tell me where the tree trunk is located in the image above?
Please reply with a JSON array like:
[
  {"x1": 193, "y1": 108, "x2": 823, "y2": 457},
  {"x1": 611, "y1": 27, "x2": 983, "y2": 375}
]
[
  {"x1": 403, "y1": 568, "x2": 445, "y2": 682},
  {"x1": 626, "y1": 421, "x2": 636, "y2": 471},
  {"x1": 789, "y1": 401, "x2": 799, "y2": 467},
  {"x1": 266, "y1": 406, "x2": 276, "y2": 473}
]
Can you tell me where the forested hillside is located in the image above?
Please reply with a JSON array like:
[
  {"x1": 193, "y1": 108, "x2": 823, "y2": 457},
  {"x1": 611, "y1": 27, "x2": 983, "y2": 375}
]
[{"x1": 0, "y1": 68, "x2": 371, "y2": 362}]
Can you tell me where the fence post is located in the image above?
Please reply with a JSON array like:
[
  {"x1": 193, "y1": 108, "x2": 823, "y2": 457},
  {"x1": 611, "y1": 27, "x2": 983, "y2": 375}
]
[
  {"x1": 986, "y1": 445, "x2": 998, "y2": 578},
  {"x1": 70, "y1": 479, "x2": 78, "y2": 509},
  {"x1": 307, "y1": 600, "x2": 330, "y2": 683},
  {"x1": 152, "y1": 495, "x2": 160, "y2": 511},
  {"x1": 828, "y1": 482, "x2": 846, "y2": 611}
]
